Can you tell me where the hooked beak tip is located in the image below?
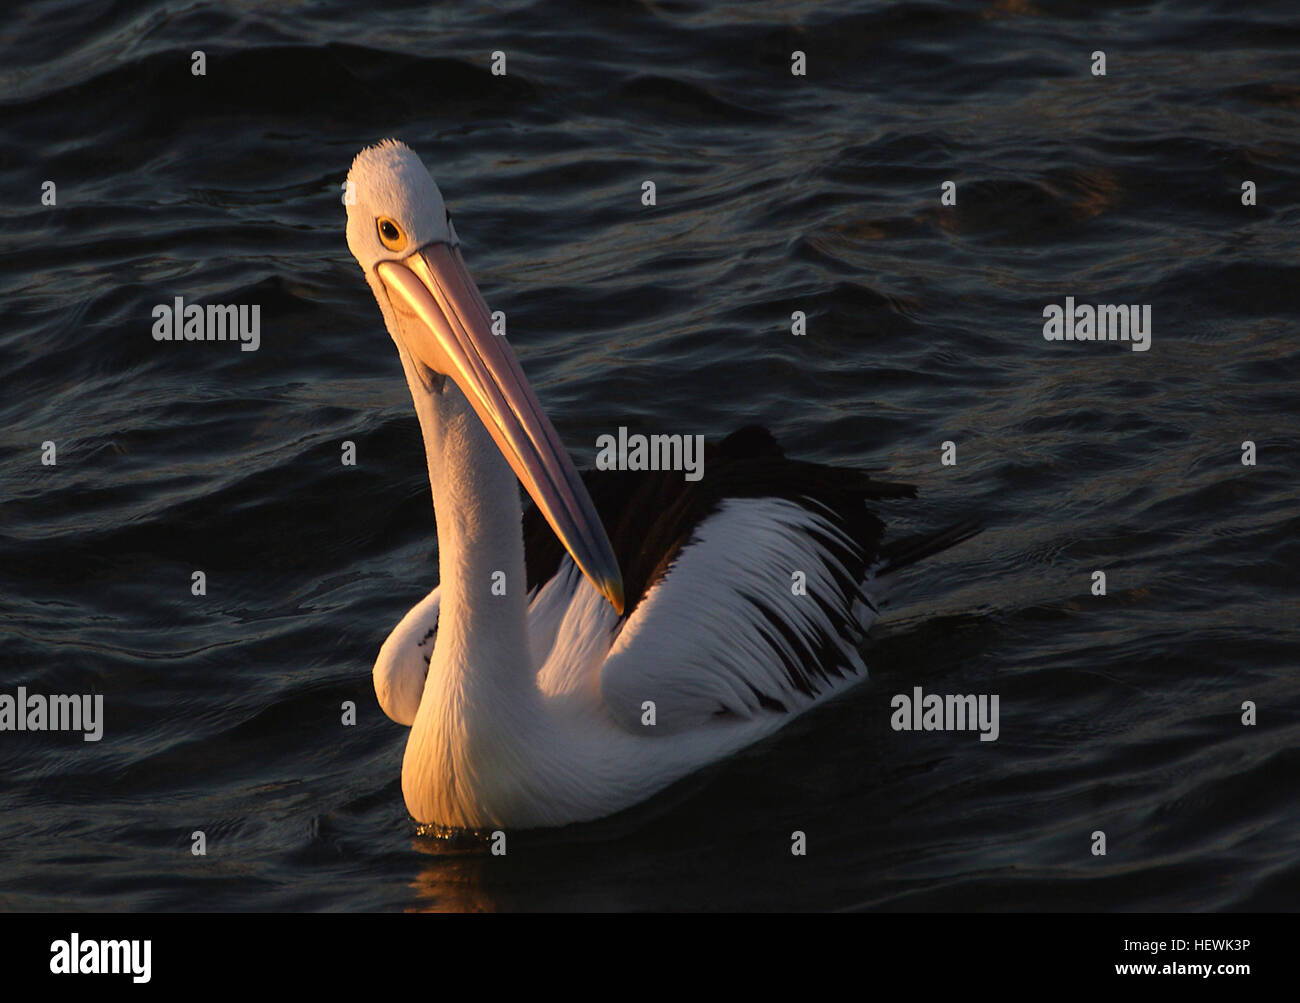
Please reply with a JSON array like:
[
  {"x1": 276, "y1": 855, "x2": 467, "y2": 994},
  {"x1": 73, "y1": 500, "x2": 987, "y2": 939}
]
[{"x1": 604, "y1": 578, "x2": 625, "y2": 617}]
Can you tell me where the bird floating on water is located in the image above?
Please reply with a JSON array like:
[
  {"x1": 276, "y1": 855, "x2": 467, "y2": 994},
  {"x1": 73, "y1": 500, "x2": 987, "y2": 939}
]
[{"x1": 345, "y1": 139, "x2": 978, "y2": 829}]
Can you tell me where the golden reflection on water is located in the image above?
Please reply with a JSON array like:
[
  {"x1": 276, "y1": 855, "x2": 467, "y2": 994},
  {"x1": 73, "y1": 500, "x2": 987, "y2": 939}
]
[{"x1": 406, "y1": 828, "x2": 498, "y2": 913}]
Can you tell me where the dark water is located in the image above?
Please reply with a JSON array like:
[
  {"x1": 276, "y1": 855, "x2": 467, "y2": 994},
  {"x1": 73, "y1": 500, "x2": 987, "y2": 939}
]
[{"x1": 1, "y1": 0, "x2": 1297, "y2": 911}]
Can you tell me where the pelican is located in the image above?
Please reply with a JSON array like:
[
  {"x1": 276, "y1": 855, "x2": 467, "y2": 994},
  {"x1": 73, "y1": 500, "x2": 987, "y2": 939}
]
[{"x1": 346, "y1": 140, "x2": 978, "y2": 829}]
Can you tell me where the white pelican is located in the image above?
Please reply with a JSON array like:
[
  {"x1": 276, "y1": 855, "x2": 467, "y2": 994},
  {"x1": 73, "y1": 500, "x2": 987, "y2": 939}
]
[{"x1": 346, "y1": 139, "x2": 978, "y2": 829}]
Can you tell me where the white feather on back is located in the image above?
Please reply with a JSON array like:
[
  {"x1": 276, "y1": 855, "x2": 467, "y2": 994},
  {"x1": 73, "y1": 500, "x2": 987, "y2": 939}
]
[{"x1": 597, "y1": 497, "x2": 877, "y2": 734}]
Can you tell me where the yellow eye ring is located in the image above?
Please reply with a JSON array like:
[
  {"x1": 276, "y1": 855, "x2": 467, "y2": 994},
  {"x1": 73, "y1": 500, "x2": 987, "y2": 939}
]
[{"x1": 376, "y1": 216, "x2": 407, "y2": 252}]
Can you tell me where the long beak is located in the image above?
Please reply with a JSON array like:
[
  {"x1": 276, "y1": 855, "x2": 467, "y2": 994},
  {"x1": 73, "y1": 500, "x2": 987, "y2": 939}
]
[{"x1": 376, "y1": 243, "x2": 625, "y2": 614}]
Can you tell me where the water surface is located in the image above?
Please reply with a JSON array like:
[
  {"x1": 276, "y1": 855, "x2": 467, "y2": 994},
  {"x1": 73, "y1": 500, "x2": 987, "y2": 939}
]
[{"x1": 0, "y1": 0, "x2": 1296, "y2": 910}]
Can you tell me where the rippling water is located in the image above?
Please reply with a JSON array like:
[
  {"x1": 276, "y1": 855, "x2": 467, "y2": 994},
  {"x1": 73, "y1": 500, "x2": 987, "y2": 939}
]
[{"x1": 1, "y1": 0, "x2": 1297, "y2": 911}]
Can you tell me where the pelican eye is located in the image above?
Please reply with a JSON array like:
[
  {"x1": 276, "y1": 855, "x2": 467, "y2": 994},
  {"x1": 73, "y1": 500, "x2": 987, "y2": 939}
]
[{"x1": 377, "y1": 217, "x2": 407, "y2": 252}]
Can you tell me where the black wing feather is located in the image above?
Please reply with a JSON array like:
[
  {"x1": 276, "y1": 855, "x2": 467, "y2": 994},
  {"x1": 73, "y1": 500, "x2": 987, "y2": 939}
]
[{"x1": 522, "y1": 425, "x2": 973, "y2": 621}]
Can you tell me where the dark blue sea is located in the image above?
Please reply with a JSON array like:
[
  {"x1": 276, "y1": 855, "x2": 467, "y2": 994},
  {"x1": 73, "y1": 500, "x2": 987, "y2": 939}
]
[{"x1": 0, "y1": 0, "x2": 1296, "y2": 911}]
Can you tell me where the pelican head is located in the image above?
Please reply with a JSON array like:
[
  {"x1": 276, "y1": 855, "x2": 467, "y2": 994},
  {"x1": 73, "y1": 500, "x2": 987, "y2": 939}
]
[{"x1": 345, "y1": 139, "x2": 624, "y2": 613}]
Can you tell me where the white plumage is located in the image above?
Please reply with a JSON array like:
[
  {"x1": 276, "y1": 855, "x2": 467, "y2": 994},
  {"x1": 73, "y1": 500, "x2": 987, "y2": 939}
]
[{"x1": 374, "y1": 499, "x2": 881, "y2": 827}]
